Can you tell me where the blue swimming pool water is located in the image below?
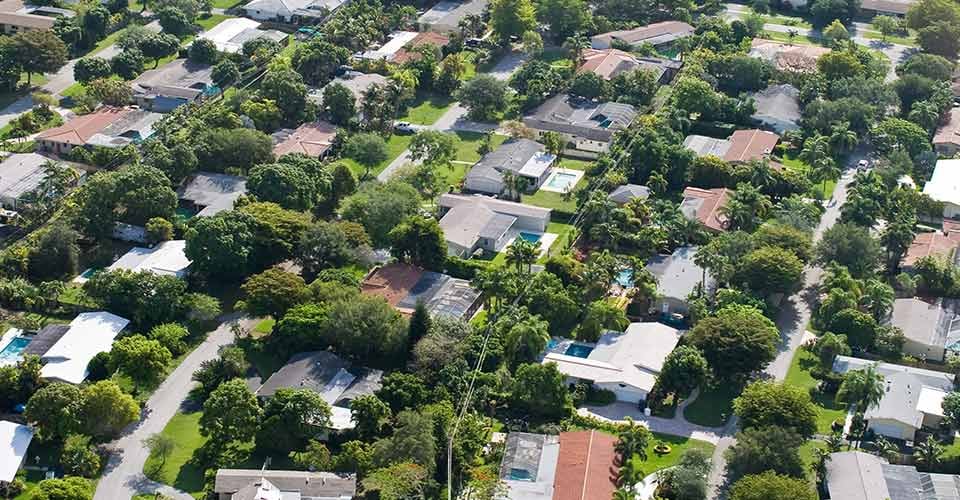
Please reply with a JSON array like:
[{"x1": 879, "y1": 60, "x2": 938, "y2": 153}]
[
  {"x1": 546, "y1": 172, "x2": 578, "y2": 190},
  {"x1": 509, "y1": 468, "x2": 532, "y2": 481},
  {"x1": 615, "y1": 269, "x2": 634, "y2": 287},
  {"x1": 0, "y1": 336, "x2": 31, "y2": 363},
  {"x1": 547, "y1": 338, "x2": 560, "y2": 350},
  {"x1": 519, "y1": 232, "x2": 542, "y2": 244},
  {"x1": 565, "y1": 344, "x2": 594, "y2": 358}
]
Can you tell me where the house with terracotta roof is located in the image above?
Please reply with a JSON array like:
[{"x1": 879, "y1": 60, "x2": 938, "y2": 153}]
[
  {"x1": 683, "y1": 129, "x2": 780, "y2": 164},
  {"x1": 590, "y1": 21, "x2": 694, "y2": 50},
  {"x1": 36, "y1": 107, "x2": 162, "y2": 156},
  {"x1": 680, "y1": 187, "x2": 729, "y2": 232},
  {"x1": 497, "y1": 431, "x2": 618, "y2": 500},
  {"x1": 934, "y1": 107, "x2": 960, "y2": 157},
  {"x1": 392, "y1": 32, "x2": 449, "y2": 64},
  {"x1": 272, "y1": 121, "x2": 337, "y2": 159},
  {"x1": 360, "y1": 262, "x2": 482, "y2": 320},
  {"x1": 902, "y1": 223, "x2": 960, "y2": 269},
  {"x1": 748, "y1": 39, "x2": 830, "y2": 73},
  {"x1": 577, "y1": 49, "x2": 681, "y2": 83}
]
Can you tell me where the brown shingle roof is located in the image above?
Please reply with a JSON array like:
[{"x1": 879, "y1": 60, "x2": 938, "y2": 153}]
[
  {"x1": 578, "y1": 49, "x2": 641, "y2": 80},
  {"x1": 36, "y1": 107, "x2": 131, "y2": 146},
  {"x1": 595, "y1": 21, "x2": 694, "y2": 46},
  {"x1": 360, "y1": 262, "x2": 424, "y2": 309},
  {"x1": 681, "y1": 187, "x2": 730, "y2": 232},
  {"x1": 272, "y1": 121, "x2": 337, "y2": 158},
  {"x1": 934, "y1": 108, "x2": 960, "y2": 149},
  {"x1": 903, "y1": 224, "x2": 960, "y2": 267},
  {"x1": 0, "y1": 11, "x2": 56, "y2": 29},
  {"x1": 392, "y1": 31, "x2": 450, "y2": 64},
  {"x1": 552, "y1": 430, "x2": 618, "y2": 500},
  {"x1": 723, "y1": 129, "x2": 780, "y2": 163}
]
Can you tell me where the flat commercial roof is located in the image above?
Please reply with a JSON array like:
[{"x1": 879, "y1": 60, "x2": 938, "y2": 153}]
[
  {"x1": 0, "y1": 421, "x2": 33, "y2": 482},
  {"x1": 40, "y1": 311, "x2": 129, "y2": 384}
]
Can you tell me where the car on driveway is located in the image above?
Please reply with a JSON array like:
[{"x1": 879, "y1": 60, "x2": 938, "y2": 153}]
[
  {"x1": 857, "y1": 159, "x2": 869, "y2": 172},
  {"x1": 394, "y1": 122, "x2": 416, "y2": 135}
]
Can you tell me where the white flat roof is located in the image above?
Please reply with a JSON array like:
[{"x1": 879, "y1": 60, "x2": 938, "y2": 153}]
[
  {"x1": 196, "y1": 17, "x2": 261, "y2": 53},
  {"x1": 107, "y1": 240, "x2": 191, "y2": 278},
  {"x1": 918, "y1": 386, "x2": 948, "y2": 417},
  {"x1": 0, "y1": 420, "x2": 33, "y2": 482},
  {"x1": 40, "y1": 312, "x2": 129, "y2": 384},
  {"x1": 357, "y1": 31, "x2": 418, "y2": 60},
  {"x1": 923, "y1": 159, "x2": 960, "y2": 207},
  {"x1": 517, "y1": 152, "x2": 556, "y2": 178}
]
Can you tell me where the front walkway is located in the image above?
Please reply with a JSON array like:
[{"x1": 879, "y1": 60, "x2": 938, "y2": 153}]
[{"x1": 578, "y1": 391, "x2": 725, "y2": 445}]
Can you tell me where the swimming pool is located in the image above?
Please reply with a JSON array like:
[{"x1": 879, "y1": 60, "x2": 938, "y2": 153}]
[
  {"x1": 615, "y1": 269, "x2": 634, "y2": 287},
  {"x1": 545, "y1": 171, "x2": 579, "y2": 190},
  {"x1": 0, "y1": 336, "x2": 31, "y2": 363},
  {"x1": 565, "y1": 344, "x2": 594, "y2": 358},
  {"x1": 518, "y1": 232, "x2": 542, "y2": 244}
]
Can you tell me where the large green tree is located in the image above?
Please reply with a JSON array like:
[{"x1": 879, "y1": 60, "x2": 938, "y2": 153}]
[
  {"x1": 11, "y1": 30, "x2": 67, "y2": 85},
  {"x1": 729, "y1": 472, "x2": 817, "y2": 500},
  {"x1": 509, "y1": 362, "x2": 571, "y2": 420},
  {"x1": 110, "y1": 334, "x2": 172, "y2": 386},
  {"x1": 389, "y1": 215, "x2": 447, "y2": 270},
  {"x1": 686, "y1": 305, "x2": 779, "y2": 380},
  {"x1": 733, "y1": 381, "x2": 818, "y2": 438},
  {"x1": 489, "y1": 0, "x2": 536, "y2": 43},
  {"x1": 199, "y1": 378, "x2": 262, "y2": 446}
]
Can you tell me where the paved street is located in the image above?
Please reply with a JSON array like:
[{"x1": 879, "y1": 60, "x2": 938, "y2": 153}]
[
  {"x1": 376, "y1": 51, "x2": 528, "y2": 182},
  {"x1": 93, "y1": 315, "x2": 254, "y2": 500}
]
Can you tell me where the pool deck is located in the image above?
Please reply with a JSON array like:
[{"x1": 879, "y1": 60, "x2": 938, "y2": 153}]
[
  {"x1": 0, "y1": 327, "x2": 26, "y2": 366},
  {"x1": 501, "y1": 231, "x2": 559, "y2": 257},
  {"x1": 542, "y1": 337, "x2": 597, "y2": 361},
  {"x1": 539, "y1": 168, "x2": 585, "y2": 193}
]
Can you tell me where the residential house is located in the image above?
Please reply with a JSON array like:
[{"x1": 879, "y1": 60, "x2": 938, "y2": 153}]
[
  {"x1": 923, "y1": 159, "x2": 960, "y2": 219},
  {"x1": 39, "y1": 311, "x2": 129, "y2": 384},
  {"x1": 256, "y1": 351, "x2": 383, "y2": 432},
  {"x1": 0, "y1": 0, "x2": 74, "y2": 34},
  {"x1": 889, "y1": 297, "x2": 960, "y2": 362},
  {"x1": 683, "y1": 129, "x2": 781, "y2": 164},
  {"x1": 36, "y1": 107, "x2": 160, "y2": 155},
  {"x1": 213, "y1": 469, "x2": 356, "y2": 500},
  {"x1": 860, "y1": 0, "x2": 914, "y2": 17},
  {"x1": 392, "y1": 32, "x2": 450, "y2": 64},
  {"x1": 607, "y1": 184, "x2": 650, "y2": 205},
  {"x1": 542, "y1": 322, "x2": 682, "y2": 404},
  {"x1": 590, "y1": 21, "x2": 694, "y2": 50},
  {"x1": 750, "y1": 84, "x2": 802, "y2": 134},
  {"x1": 241, "y1": 0, "x2": 346, "y2": 24},
  {"x1": 417, "y1": 0, "x2": 488, "y2": 33},
  {"x1": 748, "y1": 39, "x2": 830, "y2": 73},
  {"x1": 0, "y1": 153, "x2": 83, "y2": 210},
  {"x1": 826, "y1": 451, "x2": 960, "y2": 500},
  {"x1": 464, "y1": 139, "x2": 556, "y2": 195},
  {"x1": 498, "y1": 431, "x2": 618, "y2": 500},
  {"x1": 130, "y1": 59, "x2": 215, "y2": 112},
  {"x1": 106, "y1": 240, "x2": 191, "y2": 279},
  {"x1": 0, "y1": 421, "x2": 32, "y2": 484},
  {"x1": 934, "y1": 107, "x2": 960, "y2": 157},
  {"x1": 356, "y1": 31, "x2": 419, "y2": 61},
  {"x1": 577, "y1": 48, "x2": 681, "y2": 83},
  {"x1": 437, "y1": 193, "x2": 551, "y2": 257},
  {"x1": 195, "y1": 18, "x2": 287, "y2": 54},
  {"x1": 680, "y1": 187, "x2": 730, "y2": 232},
  {"x1": 523, "y1": 95, "x2": 637, "y2": 157},
  {"x1": 178, "y1": 171, "x2": 247, "y2": 217},
  {"x1": 646, "y1": 246, "x2": 713, "y2": 315},
  {"x1": 902, "y1": 222, "x2": 960, "y2": 269},
  {"x1": 499, "y1": 432, "x2": 560, "y2": 499},
  {"x1": 317, "y1": 71, "x2": 389, "y2": 108},
  {"x1": 360, "y1": 262, "x2": 483, "y2": 320},
  {"x1": 832, "y1": 356, "x2": 955, "y2": 441},
  {"x1": 272, "y1": 121, "x2": 337, "y2": 159}
]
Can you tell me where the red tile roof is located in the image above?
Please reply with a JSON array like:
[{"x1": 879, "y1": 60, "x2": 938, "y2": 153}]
[
  {"x1": 934, "y1": 108, "x2": 960, "y2": 149},
  {"x1": 553, "y1": 430, "x2": 618, "y2": 500},
  {"x1": 392, "y1": 32, "x2": 450, "y2": 64},
  {"x1": 682, "y1": 186, "x2": 730, "y2": 232},
  {"x1": 36, "y1": 107, "x2": 131, "y2": 146},
  {"x1": 272, "y1": 121, "x2": 337, "y2": 158},
  {"x1": 903, "y1": 223, "x2": 960, "y2": 267},
  {"x1": 577, "y1": 49, "x2": 640, "y2": 80},
  {"x1": 723, "y1": 129, "x2": 780, "y2": 163},
  {"x1": 360, "y1": 262, "x2": 424, "y2": 310}
]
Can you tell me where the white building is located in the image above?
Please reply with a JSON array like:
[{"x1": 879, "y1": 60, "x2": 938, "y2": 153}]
[
  {"x1": 464, "y1": 139, "x2": 556, "y2": 196},
  {"x1": 107, "y1": 240, "x2": 191, "y2": 279},
  {"x1": 924, "y1": 159, "x2": 960, "y2": 220},
  {"x1": 195, "y1": 17, "x2": 287, "y2": 54},
  {"x1": 242, "y1": 0, "x2": 345, "y2": 23},
  {"x1": 0, "y1": 420, "x2": 33, "y2": 483},
  {"x1": 417, "y1": 0, "x2": 488, "y2": 33},
  {"x1": 40, "y1": 312, "x2": 129, "y2": 384},
  {"x1": 356, "y1": 31, "x2": 418, "y2": 61},
  {"x1": 542, "y1": 322, "x2": 682, "y2": 404}
]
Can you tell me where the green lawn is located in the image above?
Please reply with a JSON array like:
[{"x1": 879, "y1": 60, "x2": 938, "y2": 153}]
[
  {"x1": 452, "y1": 131, "x2": 508, "y2": 163},
  {"x1": 545, "y1": 220, "x2": 575, "y2": 258},
  {"x1": 341, "y1": 134, "x2": 414, "y2": 179},
  {"x1": 211, "y1": 0, "x2": 245, "y2": 8},
  {"x1": 461, "y1": 51, "x2": 478, "y2": 81},
  {"x1": 143, "y1": 411, "x2": 210, "y2": 498},
  {"x1": 760, "y1": 13, "x2": 812, "y2": 28},
  {"x1": 798, "y1": 439, "x2": 828, "y2": 483},
  {"x1": 195, "y1": 13, "x2": 231, "y2": 32},
  {"x1": 859, "y1": 29, "x2": 916, "y2": 46},
  {"x1": 759, "y1": 30, "x2": 823, "y2": 47},
  {"x1": 785, "y1": 348, "x2": 849, "y2": 434},
  {"x1": 397, "y1": 92, "x2": 454, "y2": 125},
  {"x1": 253, "y1": 318, "x2": 275, "y2": 337},
  {"x1": 779, "y1": 152, "x2": 836, "y2": 199},
  {"x1": 629, "y1": 433, "x2": 716, "y2": 478},
  {"x1": 683, "y1": 383, "x2": 739, "y2": 427}
]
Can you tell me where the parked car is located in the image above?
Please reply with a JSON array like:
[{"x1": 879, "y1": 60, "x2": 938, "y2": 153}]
[
  {"x1": 857, "y1": 159, "x2": 869, "y2": 172},
  {"x1": 394, "y1": 122, "x2": 416, "y2": 135}
]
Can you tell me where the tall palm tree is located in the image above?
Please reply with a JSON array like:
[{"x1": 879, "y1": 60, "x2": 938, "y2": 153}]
[
  {"x1": 860, "y1": 279, "x2": 894, "y2": 322},
  {"x1": 908, "y1": 101, "x2": 941, "y2": 132},
  {"x1": 719, "y1": 184, "x2": 772, "y2": 232},
  {"x1": 914, "y1": 436, "x2": 944, "y2": 470},
  {"x1": 836, "y1": 365, "x2": 885, "y2": 414},
  {"x1": 615, "y1": 417, "x2": 649, "y2": 463},
  {"x1": 828, "y1": 121, "x2": 858, "y2": 154},
  {"x1": 787, "y1": 29, "x2": 798, "y2": 45},
  {"x1": 504, "y1": 320, "x2": 550, "y2": 363},
  {"x1": 799, "y1": 134, "x2": 831, "y2": 167},
  {"x1": 563, "y1": 34, "x2": 590, "y2": 66},
  {"x1": 505, "y1": 238, "x2": 539, "y2": 273}
]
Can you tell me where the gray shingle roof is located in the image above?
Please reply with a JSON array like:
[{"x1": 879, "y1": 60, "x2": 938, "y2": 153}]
[
  {"x1": 645, "y1": 246, "x2": 712, "y2": 301},
  {"x1": 473, "y1": 138, "x2": 544, "y2": 176},
  {"x1": 891, "y1": 298, "x2": 960, "y2": 353},
  {"x1": 523, "y1": 95, "x2": 637, "y2": 143},
  {"x1": 179, "y1": 172, "x2": 247, "y2": 217},
  {"x1": 214, "y1": 469, "x2": 356, "y2": 499},
  {"x1": 439, "y1": 193, "x2": 551, "y2": 220},
  {"x1": 255, "y1": 351, "x2": 382, "y2": 403},
  {"x1": 607, "y1": 184, "x2": 650, "y2": 204}
]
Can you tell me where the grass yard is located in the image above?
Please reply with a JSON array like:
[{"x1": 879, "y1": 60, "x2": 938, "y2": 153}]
[
  {"x1": 143, "y1": 411, "x2": 210, "y2": 498},
  {"x1": 798, "y1": 439, "x2": 828, "y2": 483},
  {"x1": 341, "y1": 134, "x2": 414, "y2": 179},
  {"x1": 545, "y1": 220, "x2": 575, "y2": 258},
  {"x1": 785, "y1": 348, "x2": 848, "y2": 434},
  {"x1": 628, "y1": 434, "x2": 716, "y2": 478},
  {"x1": 453, "y1": 131, "x2": 508, "y2": 163},
  {"x1": 759, "y1": 30, "x2": 823, "y2": 47},
  {"x1": 537, "y1": 48, "x2": 574, "y2": 71},
  {"x1": 196, "y1": 13, "x2": 231, "y2": 32},
  {"x1": 461, "y1": 51, "x2": 478, "y2": 81},
  {"x1": 397, "y1": 92, "x2": 454, "y2": 125},
  {"x1": 253, "y1": 318, "x2": 275, "y2": 337},
  {"x1": 211, "y1": 0, "x2": 246, "y2": 8},
  {"x1": 683, "y1": 383, "x2": 739, "y2": 427},
  {"x1": 859, "y1": 29, "x2": 916, "y2": 46},
  {"x1": 779, "y1": 152, "x2": 837, "y2": 200}
]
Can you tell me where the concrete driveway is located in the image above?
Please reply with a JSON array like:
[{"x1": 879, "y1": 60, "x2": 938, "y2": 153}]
[{"x1": 93, "y1": 314, "x2": 255, "y2": 500}]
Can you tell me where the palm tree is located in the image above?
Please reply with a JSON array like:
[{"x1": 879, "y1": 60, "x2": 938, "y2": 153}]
[
  {"x1": 458, "y1": 13, "x2": 486, "y2": 38},
  {"x1": 875, "y1": 436, "x2": 899, "y2": 463},
  {"x1": 787, "y1": 29, "x2": 798, "y2": 44},
  {"x1": 828, "y1": 121, "x2": 858, "y2": 154},
  {"x1": 719, "y1": 183, "x2": 772, "y2": 232},
  {"x1": 503, "y1": 320, "x2": 550, "y2": 362},
  {"x1": 860, "y1": 279, "x2": 894, "y2": 321},
  {"x1": 908, "y1": 101, "x2": 941, "y2": 132},
  {"x1": 799, "y1": 134, "x2": 831, "y2": 167},
  {"x1": 668, "y1": 108, "x2": 691, "y2": 134},
  {"x1": 612, "y1": 488, "x2": 635, "y2": 500},
  {"x1": 810, "y1": 156, "x2": 840, "y2": 200},
  {"x1": 747, "y1": 159, "x2": 776, "y2": 192},
  {"x1": 615, "y1": 417, "x2": 649, "y2": 463},
  {"x1": 914, "y1": 436, "x2": 944, "y2": 470},
  {"x1": 836, "y1": 365, "x2": 885, "y2": 414},
  {"x1": 505, "y1": 238, "x2": 539, "y2": 273},
  {"x1": 563, "y1": 34, "x2": 590, "y2": 66}
]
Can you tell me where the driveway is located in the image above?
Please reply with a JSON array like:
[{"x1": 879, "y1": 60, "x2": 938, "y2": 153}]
[
  {"x1": 93, "y1": 314, "x2": 254, "y2": 500},
  {"x1": 579, "y1": 390, "x2": 725, "y2": 445},
  {"x1": 376, "y1": 51, "x2": 528, "y2": 182},
  {"x1": 706, "y1": 156, "x2": 860, "y2": 498}
]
